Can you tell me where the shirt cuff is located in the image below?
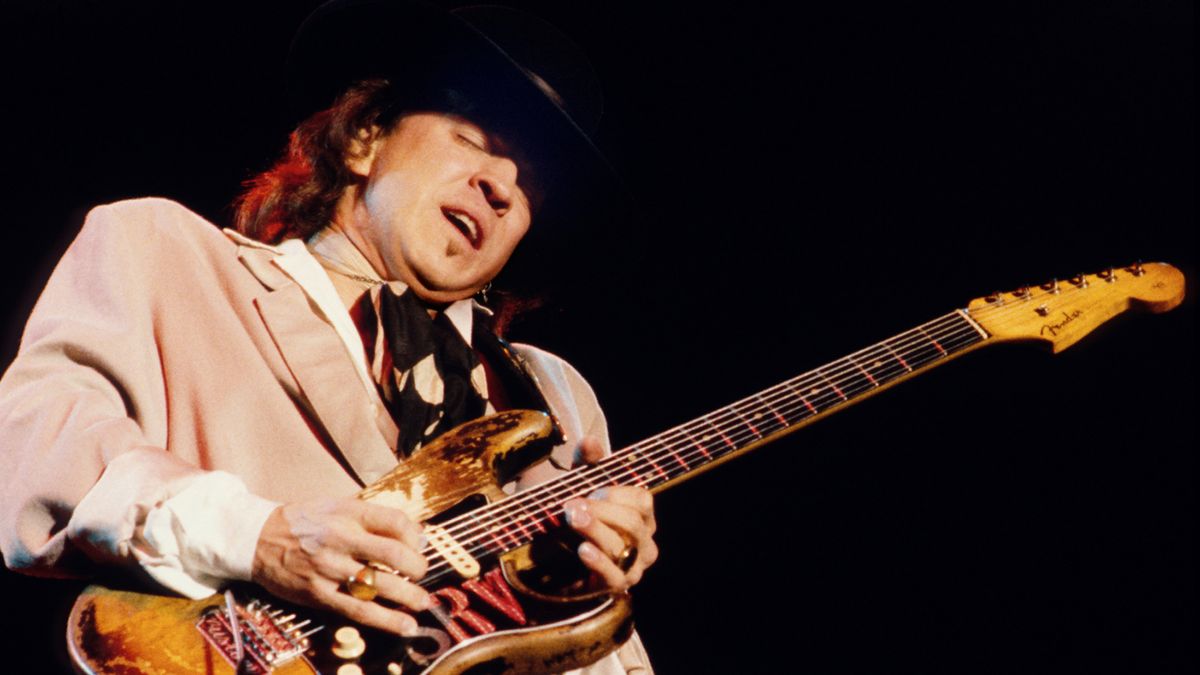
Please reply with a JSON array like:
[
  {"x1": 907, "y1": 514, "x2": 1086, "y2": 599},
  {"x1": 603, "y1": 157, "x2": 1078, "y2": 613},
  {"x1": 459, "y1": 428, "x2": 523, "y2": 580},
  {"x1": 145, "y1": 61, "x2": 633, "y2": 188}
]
[{"x1": 135, "y1": 471, "x2": 279, "y2": 599}]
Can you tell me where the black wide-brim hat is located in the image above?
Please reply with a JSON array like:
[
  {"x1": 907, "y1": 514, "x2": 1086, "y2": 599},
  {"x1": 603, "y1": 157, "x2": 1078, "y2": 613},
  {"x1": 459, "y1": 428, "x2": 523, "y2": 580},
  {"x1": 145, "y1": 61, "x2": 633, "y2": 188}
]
[{"x1": 287, "y1": 0, "x2": 630, "y2": 245}]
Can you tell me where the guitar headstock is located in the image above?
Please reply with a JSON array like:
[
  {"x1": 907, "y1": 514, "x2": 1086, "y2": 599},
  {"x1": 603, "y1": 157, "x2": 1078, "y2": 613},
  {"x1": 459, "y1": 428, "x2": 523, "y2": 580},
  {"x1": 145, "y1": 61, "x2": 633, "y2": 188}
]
[{"x1": 965, "y1": 262, "x2": 1185, "y2": 353}]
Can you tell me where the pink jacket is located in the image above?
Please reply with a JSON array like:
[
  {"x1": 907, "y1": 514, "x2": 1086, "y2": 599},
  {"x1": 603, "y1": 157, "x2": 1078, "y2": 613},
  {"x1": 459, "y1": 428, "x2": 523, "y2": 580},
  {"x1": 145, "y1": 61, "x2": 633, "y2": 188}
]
[{"x1": 0, "y1": 197, "x2": 609, "y2": 575}]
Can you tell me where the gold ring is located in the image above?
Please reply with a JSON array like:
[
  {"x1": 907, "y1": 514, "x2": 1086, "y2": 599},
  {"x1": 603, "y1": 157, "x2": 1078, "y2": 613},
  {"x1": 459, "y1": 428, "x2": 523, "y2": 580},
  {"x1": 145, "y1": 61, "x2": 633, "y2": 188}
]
[
  {"x1": 346, "y1": 565, "x2": 378, "y2": 601},
  {"x1": 615, "y1": 544, "x2": 638, "y2": 571}
]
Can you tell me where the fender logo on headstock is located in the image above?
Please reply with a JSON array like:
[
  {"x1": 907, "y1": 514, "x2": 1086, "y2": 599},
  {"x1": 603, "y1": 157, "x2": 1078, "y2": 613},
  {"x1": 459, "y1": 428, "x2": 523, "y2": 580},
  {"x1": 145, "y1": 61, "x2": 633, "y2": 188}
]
[{"x1": 1040, "y1": 309, "x2": 1084, "y2": 337}]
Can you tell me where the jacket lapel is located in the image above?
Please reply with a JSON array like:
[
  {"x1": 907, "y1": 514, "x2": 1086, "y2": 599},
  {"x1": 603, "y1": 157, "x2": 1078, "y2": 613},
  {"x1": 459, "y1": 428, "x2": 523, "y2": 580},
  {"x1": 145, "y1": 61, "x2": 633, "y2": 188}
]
[{"x1": 234, "y1": 239, "x2": 399, "y2": 486}]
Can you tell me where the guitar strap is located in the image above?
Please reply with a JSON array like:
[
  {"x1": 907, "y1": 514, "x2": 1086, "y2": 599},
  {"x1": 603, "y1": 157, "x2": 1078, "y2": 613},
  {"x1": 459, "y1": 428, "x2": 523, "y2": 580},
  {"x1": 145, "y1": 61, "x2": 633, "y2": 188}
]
[{"x1": 472, "y1": 308, "x2": 566, "y2": 446}]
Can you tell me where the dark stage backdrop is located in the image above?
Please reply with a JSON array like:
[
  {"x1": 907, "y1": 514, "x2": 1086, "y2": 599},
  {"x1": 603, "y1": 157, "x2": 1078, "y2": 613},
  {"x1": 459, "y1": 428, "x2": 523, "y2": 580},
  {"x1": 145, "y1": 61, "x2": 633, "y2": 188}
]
[{"x1": 1, "y1": 1, "x2": 1193, "y2": 672}]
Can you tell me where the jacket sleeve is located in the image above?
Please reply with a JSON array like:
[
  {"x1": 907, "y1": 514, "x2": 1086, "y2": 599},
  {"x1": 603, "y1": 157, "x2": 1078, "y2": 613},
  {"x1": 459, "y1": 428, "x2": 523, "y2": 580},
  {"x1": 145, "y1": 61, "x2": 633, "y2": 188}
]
[{"x1": 0, "y1": 202, "x2": 276, "y2": 596}]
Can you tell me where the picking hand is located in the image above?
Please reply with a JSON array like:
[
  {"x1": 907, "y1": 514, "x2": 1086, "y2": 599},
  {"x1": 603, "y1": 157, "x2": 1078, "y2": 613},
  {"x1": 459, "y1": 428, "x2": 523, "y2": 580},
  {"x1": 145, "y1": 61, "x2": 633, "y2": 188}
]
[{"x1": 251, "y1": 498, "x2": 432, "y2": 635}]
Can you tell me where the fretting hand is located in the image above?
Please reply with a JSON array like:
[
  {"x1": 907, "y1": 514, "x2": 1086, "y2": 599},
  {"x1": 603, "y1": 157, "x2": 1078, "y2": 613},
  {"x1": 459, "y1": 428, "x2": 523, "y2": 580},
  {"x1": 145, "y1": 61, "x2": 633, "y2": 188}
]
[{"x1": 563, "y1": 436, "x2": 659, "y2": 590}]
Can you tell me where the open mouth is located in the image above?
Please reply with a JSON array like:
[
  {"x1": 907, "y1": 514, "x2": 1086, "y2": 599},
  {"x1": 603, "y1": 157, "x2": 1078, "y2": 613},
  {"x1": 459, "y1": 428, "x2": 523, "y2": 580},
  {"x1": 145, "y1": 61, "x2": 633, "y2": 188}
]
[{"x1": 443, "y1": 208, "x2": 482, "y2": 248}]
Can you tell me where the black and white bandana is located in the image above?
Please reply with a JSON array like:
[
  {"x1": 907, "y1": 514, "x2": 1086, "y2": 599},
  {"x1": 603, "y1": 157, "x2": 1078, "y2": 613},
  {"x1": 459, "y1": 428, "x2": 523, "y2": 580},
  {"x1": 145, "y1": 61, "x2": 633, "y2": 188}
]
[
  {"x1": 355, "y1": 282, "x2": 490, "y2": 456},
  {"x1": 307, "y1": 228, "x2": 559, "y2": 456}
]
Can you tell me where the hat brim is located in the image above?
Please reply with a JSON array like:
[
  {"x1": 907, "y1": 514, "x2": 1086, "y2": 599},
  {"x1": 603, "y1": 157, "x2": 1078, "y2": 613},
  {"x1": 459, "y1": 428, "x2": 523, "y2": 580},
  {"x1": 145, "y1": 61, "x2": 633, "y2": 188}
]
[{"x1": 287, "y1": 0, "x2": 630, "y2": 245}]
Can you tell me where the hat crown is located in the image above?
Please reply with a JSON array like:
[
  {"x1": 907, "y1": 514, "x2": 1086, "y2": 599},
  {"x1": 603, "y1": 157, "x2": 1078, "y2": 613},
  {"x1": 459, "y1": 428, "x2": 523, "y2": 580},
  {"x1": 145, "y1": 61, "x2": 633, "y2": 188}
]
[
  {"x1": 450, "y1": 5, "x2": 603, "y2": 135},
  {"x1": 289, "y1": 0, "x2": 602, "y2": 136}
]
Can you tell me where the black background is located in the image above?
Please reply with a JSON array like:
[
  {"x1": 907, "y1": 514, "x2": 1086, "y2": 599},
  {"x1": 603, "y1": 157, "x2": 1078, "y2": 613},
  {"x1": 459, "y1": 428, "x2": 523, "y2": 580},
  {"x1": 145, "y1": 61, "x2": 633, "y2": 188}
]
[{"x1": 1, "y1": 1, "x2": 1193, "y2": 672}]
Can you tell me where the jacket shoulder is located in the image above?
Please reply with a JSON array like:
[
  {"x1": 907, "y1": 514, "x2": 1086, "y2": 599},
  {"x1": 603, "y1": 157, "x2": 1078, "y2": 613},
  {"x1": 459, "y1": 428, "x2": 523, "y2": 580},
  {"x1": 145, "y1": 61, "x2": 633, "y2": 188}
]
[
  {"x1": 510, "y1": 343, "x2": 590, "y2": 387},
  {"x1": 79, "y1": 197, "x2": 228, "y2": 250},
  {"x1": 510, "y1": 343, "x2": 603, "y2": 413}
]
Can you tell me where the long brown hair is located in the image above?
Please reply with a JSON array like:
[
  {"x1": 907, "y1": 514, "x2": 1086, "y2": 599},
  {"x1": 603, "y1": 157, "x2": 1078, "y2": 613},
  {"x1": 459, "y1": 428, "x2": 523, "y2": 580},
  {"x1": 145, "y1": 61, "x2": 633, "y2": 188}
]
[{"x1": 233, "y1": 78, "x2": 401, "y2": 244}]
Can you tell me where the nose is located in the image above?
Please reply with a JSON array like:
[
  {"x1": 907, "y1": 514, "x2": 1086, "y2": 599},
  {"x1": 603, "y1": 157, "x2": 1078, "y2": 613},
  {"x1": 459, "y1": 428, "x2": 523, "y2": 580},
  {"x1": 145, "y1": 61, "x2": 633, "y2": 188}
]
[{"x1": 470, "y1": 156, "x2": 520, "y2": 217}]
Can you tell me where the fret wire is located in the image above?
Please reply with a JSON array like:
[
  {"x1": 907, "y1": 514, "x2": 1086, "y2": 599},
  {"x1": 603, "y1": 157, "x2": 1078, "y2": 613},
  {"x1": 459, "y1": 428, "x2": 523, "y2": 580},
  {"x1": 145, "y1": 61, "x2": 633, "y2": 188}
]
[
  {"x1": 757, "y1": 392, "x2": 791, "y2": 427},
  {"x1": 727, "y1": 400, "x2": 765, "y2": 438},
  {"x1": 657, "y1": 438, "x2": 693, "y2": 470},
  {"x1": 643, "y1": 447, "x2": 670, "y2": 480}
]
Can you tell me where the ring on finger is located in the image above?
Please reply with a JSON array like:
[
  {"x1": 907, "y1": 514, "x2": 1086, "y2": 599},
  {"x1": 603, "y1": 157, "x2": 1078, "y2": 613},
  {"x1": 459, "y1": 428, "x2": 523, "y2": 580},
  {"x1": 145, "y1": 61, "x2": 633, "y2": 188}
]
[
  {"x1": 345, "y1": 565, "x2": 378, "y2": 601},
  {"x1": 614, "y1": 544, "x2": 638, "y2": 571}
]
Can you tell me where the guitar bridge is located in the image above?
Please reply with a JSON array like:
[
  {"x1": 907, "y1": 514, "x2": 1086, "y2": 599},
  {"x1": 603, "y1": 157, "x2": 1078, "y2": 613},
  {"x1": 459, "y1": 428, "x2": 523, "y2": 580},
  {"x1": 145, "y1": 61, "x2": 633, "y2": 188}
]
[{"x1": 195, "y1": 596, "x2": 322, "y2": 673}]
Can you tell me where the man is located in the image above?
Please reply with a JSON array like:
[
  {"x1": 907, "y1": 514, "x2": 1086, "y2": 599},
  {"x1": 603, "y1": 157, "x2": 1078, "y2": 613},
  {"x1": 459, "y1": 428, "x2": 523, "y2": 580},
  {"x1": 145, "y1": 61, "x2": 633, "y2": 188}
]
[{"x1": 0, "y1": 0, "x2": 654, "y2": 672}]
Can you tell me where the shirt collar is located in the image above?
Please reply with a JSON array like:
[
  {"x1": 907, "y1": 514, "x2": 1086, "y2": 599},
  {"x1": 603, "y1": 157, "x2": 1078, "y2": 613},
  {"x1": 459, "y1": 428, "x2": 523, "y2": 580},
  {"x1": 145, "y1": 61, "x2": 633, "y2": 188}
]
[
  {"x1": 224, "y1": 227, "x2": 487, "y2": 346},
  {"x1": 305, "y1": 226, "x2": 481, "y2": 345}
]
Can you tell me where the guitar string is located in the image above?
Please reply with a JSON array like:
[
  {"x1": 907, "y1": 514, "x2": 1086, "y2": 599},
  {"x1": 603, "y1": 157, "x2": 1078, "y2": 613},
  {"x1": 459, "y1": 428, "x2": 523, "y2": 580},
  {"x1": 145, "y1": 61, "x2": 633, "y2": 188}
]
[
  {"x1": 416, "y1": 309, "x2": 1024, "y2": 586},
  {"x1": 445, "y1": 304, "x2": 1002, "y2": 517},
  {"x1": 417, "y1": 286, "x2": 1079, "y2": 578},
  {"x1": 415, "y1": 279, "x2": 1105, "y2": 582},
  {"x1": 416, "y1": 324, "x2": 986, "y2": 582},
  {"x1": 415, "y1": 318, "x2": 987, "y2": 581},
  {"x1": 417, "y1": 292, "x2": 1060, "y2": 578},
  {"x1": 445, "y1": 315, "x2": 972, "y2": 520},
  {"x1": 416, "y1": 326, "x2": 989, "y2": 586},
  {"x1": 417, "y1": 277, "x2": 1117, "y2": 585}
]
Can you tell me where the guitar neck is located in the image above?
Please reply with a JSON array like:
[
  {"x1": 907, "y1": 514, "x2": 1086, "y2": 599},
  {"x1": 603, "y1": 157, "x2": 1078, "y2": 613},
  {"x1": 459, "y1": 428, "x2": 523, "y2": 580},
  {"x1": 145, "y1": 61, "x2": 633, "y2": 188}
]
[
  {"x1": 585, "y1": 309, "x2": 990, "y2": 494},
  {"x1": 419, "y1": 262, "x2": 1185, "y2": 586},
  {"x1": 431, "y1": 309, "x2": 990, "y2": 568}
]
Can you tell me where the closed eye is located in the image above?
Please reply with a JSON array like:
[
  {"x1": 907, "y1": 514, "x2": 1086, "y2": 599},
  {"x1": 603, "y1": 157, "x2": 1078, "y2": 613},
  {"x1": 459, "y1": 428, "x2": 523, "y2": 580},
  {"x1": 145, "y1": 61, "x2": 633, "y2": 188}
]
[{"x1": 457, "y1": 133, "x2": 488, "y2": 152}]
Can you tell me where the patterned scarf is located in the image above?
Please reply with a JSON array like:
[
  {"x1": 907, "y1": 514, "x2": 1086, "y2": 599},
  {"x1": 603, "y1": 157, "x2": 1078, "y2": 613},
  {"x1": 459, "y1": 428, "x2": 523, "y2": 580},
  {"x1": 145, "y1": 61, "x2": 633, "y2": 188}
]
[
  {"x1": 354, "y1": 282, "x2": 490, "y2": 456},
  {"x1": 307, "y1": 228, "x2": 558, "y2": 457}
]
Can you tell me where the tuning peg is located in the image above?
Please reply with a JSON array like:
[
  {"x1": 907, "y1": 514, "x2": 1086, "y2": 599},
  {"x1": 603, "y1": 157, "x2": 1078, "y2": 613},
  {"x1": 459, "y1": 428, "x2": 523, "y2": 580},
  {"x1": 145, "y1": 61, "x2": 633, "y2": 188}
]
[
  {"x1": 1069, "y1": 274, "x2": 1089, "y2": 288},
  {"x1": 1128, "y1": 260, "x2": 1145, "y2": 277},
  {"x1": 1097, "y1": 267, "x2": 1117, "y2": 283},
  {"x1": 1012, "y1": 286, "x2": 1031, "y2": 300},
  {"x1": 985, "y1": 291, "x2": 1004, "y2": 305},
  {"x1": 1040, "y1": 278, "x2": 1060, "y2": 294}
]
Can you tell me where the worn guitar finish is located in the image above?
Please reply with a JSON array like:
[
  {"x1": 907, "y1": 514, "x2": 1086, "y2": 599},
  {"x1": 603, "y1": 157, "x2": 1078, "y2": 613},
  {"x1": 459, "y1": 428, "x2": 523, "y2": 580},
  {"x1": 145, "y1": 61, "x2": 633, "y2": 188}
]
[{"x1": 68, "y1": 263, "x2": 1185, "y2": 674}]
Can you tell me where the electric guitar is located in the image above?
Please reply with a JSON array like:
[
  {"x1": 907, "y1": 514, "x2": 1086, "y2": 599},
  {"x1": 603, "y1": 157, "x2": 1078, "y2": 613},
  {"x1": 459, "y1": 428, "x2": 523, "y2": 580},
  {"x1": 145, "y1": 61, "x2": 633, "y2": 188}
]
[{"x1": 67, "y1": 262, "x2": 1184, "y2": 674}]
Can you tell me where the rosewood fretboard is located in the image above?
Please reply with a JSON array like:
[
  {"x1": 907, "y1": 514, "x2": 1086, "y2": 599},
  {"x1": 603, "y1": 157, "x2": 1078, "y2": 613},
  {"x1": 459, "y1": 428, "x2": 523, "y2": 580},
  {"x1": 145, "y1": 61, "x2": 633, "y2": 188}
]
[{"x1": 418, "y1": 310, "x2": 990, "y2": 586}]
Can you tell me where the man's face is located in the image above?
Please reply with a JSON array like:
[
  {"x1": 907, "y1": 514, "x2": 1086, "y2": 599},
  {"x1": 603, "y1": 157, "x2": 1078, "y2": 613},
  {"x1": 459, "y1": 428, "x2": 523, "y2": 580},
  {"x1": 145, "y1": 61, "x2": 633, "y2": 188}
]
[{"x1": 344, "y1": 112, "x2": 536, "y2": 304}]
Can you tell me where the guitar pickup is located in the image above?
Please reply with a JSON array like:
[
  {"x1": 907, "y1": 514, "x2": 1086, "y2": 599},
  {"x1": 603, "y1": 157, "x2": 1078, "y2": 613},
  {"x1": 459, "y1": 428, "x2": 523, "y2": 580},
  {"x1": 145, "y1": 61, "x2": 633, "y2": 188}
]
[{"x1": 425, "y1": 524, "x2": 481, "y2": 579}]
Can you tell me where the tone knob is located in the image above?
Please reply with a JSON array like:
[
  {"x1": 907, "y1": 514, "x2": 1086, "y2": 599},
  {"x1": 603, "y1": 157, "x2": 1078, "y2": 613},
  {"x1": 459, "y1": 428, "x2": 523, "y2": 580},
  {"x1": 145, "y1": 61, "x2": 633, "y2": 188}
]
[
  {"x1": 337, "y1": 665, "x2": 365, "y2": 675},
  {"x1": 332, "y1": 626, "x2": 366, "y2": 659}
]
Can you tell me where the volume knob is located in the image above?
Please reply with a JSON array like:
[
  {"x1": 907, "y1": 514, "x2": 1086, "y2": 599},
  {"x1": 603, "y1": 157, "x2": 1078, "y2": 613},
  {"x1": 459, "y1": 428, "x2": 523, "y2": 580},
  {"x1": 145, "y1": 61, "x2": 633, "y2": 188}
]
[{"x1": 332, "y1": 626, "x2": 366, "y2": 659}]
